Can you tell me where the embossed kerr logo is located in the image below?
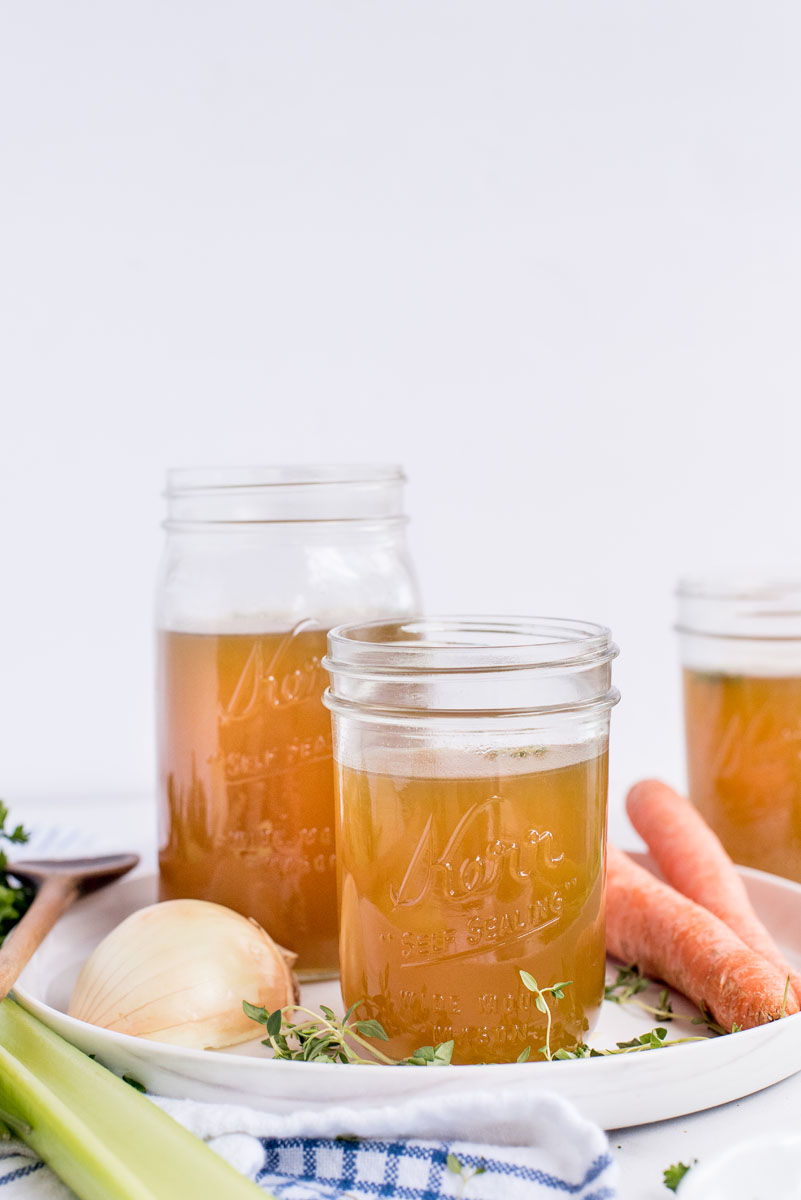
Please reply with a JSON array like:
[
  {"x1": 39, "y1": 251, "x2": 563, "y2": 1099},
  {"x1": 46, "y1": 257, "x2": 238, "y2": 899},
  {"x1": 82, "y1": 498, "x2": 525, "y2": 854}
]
[
  {"x1": 389, "y1": 797, "x2": 565, "y2": 909},
  {"x1": 222, "y1": 624, "x2": 326, "y2": 725},
  {"x1": 213, "y1": 622, "x2": 331, "y2": 786}
]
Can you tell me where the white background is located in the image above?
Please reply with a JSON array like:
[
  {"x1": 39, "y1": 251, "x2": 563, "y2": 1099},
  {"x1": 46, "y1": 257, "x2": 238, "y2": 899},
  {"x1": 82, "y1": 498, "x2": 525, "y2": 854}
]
[{"x1": 2, "y1": 1, "x2": 801, "y2": 844}]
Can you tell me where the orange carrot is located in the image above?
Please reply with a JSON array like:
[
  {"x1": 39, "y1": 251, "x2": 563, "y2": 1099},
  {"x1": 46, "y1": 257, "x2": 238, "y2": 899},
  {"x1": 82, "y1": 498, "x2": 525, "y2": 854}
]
[
  {"x1": 626, "y1": 778, "x2": 801, "y2": 1004},
  {"x1": 606, "y1": 844, "x2": 798, "y2": 1030}
]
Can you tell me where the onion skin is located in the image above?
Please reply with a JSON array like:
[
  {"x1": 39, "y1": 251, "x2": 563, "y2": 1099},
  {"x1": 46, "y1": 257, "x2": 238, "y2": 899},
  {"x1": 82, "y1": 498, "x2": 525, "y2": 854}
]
[{"x1": 68, "y1": 899, "x2": 299, "y2": 1049}]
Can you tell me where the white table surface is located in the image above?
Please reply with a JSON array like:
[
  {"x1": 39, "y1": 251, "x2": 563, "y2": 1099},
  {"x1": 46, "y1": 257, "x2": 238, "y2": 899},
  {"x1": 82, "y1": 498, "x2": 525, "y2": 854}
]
[{"x1": 13, "y1": 793, "x2": 801, "y2": 1200}]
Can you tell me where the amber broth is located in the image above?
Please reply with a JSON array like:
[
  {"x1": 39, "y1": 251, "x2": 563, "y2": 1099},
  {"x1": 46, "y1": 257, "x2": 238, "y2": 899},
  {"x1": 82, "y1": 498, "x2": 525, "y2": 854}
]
[
  {"x1": 683, "y1": 668, "x2": 801, "y2": 882},
  {"x1": 158, "y1": 626, "x2": 337, "y2": 975},
  {"x1": 336, "y1": 748, "x2": 608, "y2": 1064}
]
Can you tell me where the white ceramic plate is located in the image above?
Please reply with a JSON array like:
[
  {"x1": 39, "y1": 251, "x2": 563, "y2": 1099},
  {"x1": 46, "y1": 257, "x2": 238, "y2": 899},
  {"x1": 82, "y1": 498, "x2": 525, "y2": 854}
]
[{"x1": 13, "y1": 855, "x2": 801, "y2": 1131}]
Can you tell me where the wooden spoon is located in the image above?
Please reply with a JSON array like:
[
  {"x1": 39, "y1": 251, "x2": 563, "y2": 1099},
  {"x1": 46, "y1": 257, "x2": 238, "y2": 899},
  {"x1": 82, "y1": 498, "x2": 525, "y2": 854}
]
[{"x1": 0, "y1": 853, "x2": 140, "y2": 999}]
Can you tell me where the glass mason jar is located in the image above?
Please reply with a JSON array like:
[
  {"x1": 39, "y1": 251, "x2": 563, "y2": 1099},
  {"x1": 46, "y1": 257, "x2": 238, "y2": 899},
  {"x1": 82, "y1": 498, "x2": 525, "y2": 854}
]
[
  {"x1": 156, "y1": 465, "x2": 420, "y2": 979},
  {"x1": 677, "y1": 577, "x2": 801, "y2": 883},
  {"x1": 323, "y1": 616, "x2": 619, "y2": 1064}
]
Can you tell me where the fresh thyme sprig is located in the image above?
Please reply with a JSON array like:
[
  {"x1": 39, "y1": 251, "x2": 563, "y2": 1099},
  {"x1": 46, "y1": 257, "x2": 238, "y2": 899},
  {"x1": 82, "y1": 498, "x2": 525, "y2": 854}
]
[
  {"x1": 245, "y1": 958, "x2": 748, "y2": 1069},
  {"x1": 690, "y1": 1002, "x2": 742, "y2": 1036},
  {"x1": 518, "y1": 966, "x2": 708, "y2": 1060},
  {"x1": 605, "y1": 964, "x2": 675, "y2": 1022},
  {"x1": 242, "y1": 1000, "x2": 454, "y2": 1066},
  {"x1": 0, "y1": 801, "x2": 31, "y2": 943},
  {"x1": 608, "y1": 963, "x2": 751, "y2": 1035},
  {"x1": 554, "y1": 1027, "x2": 706, "y2": 1059},
  {"x1": 605, "y1": 963, "x2": 649, "y2": 1004},
  {"x1": 517, "y1": 971, "x2": 573, "y2": 1061}
]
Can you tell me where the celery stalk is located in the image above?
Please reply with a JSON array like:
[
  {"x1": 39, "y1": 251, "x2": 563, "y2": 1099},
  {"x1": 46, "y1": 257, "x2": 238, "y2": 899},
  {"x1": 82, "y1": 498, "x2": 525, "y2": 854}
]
[{"x1": 0, "y1": 998, "x2": 273, "y2": 1199}]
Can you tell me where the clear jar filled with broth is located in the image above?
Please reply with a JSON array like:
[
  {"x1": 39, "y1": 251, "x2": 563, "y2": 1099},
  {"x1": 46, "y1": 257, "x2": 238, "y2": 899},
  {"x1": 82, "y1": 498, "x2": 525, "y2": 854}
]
[
  {"x1": 156, "y1": 466, "x2": 419, "y2": 978},
  {"x1": 678, "y1": 577, "x2": 801, "y2": 883},
  {"x1": 324, "y1": 617, "x2": 619, "y2": 1064}
]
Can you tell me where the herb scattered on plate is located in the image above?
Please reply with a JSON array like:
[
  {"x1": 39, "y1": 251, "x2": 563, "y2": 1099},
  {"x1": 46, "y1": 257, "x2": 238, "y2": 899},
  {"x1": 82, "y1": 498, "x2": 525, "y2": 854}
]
[
  {"x1": 242, "y1": 999, "x2": 454, "y2": 1066},
  {"x1": 245, "y1": 963, "x2": 737, "y2": 1067},
  {"x1": 663, "y1": 1160, "x2": 692, "y2": 1191},
  {"x1": 0, "y1": 801, "x2": 32, "y2": 943}
]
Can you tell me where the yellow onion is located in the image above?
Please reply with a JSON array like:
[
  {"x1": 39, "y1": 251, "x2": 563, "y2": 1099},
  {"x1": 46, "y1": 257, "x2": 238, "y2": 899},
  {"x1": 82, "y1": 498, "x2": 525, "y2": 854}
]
[{"x1": 68, "y1": 899, "x2": 299, "y2": 1049}]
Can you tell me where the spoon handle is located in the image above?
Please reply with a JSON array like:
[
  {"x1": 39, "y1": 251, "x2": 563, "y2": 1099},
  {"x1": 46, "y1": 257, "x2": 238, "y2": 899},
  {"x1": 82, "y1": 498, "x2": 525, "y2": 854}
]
[{"x1": 0, "y1": 875, "x2": 80, "y2": 998}]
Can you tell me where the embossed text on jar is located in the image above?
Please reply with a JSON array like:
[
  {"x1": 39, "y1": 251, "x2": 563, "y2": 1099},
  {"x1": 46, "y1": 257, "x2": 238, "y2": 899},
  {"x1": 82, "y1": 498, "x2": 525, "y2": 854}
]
[{"x1": 337, "y1": 746, "x2": 608, "y2": 1063}]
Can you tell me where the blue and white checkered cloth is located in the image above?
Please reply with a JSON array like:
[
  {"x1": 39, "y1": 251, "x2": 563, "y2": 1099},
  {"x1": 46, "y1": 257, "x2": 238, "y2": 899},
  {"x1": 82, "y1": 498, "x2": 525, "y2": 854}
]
[{"x1": 0, "y1": 1086, "x2": 618, "y2": 1198}]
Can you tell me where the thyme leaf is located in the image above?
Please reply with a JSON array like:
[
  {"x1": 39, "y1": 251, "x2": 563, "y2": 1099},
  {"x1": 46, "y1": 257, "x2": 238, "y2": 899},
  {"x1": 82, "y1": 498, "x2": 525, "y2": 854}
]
[{"x1": 446, "y1": 1152, "x2": 486, "y2": 1196}]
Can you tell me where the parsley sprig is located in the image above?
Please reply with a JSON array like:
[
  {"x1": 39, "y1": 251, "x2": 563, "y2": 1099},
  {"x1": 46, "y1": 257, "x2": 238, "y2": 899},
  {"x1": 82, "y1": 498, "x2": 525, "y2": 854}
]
[
  {"x1": 663, "y1": 1161, "x2": 692, "y2": 1191},
  {"x1": 0, "y1": 801, "x2": 31, "y2": 943}
]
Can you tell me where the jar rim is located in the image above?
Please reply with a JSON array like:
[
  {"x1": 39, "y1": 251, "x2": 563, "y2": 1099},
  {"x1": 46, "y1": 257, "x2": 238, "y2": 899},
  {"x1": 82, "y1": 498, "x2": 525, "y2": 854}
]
[
  {"x1": 676, "y1": 575, "x2": 801, "y2": 643},
  {"x1": 677, "y1": 575, "x2": 801, "y2": 603},
  {"x1": 324, "y1": 616, "x2": 619, "y2": 722},
  {"x1": 166, "y1": 463, "x2": 405, "y2": 494},
  {"x1": 164, "y1": 463, "x2": 408, "y2": 525},
  {"x1": 325, "y1": 615, "x2": 618, "y2": 674}
]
